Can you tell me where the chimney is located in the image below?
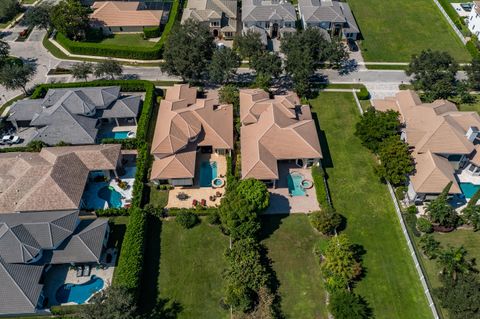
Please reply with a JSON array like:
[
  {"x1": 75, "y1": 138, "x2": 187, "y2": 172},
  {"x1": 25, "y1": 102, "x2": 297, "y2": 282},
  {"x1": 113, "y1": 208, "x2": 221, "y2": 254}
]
[{"x1": 466, "y1": 126, "x2": 480, "y2": 142}]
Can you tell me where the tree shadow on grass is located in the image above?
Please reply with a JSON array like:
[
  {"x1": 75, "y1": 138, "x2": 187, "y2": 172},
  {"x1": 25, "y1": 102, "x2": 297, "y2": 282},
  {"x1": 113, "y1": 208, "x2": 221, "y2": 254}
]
[
  {"x1": 312, "y1": 112, "x2": 334, "y2": 169},
  {"x1": 145, "y1": 297, "x2": 183, "y2": 319},
  {"x1": 258, "y1": 214, "x2": 289, "y2": 241}
]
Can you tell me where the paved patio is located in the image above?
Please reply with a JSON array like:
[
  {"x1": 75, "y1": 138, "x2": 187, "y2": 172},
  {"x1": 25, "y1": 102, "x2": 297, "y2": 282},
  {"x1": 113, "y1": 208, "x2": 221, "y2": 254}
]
[
  {"x1": 264, "y1": 163, "x2": 320, "y2": 214},
  {"x1": 166, "y1": 153, "x2": 227, "y2": 208}
]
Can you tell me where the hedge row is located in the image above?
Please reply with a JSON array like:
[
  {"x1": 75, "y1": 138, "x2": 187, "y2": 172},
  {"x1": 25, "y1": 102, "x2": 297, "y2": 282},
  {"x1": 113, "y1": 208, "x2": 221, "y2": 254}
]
[
  {"x1": 0, "y1": 140, "x2": 44, "y2": 153},
  {"x1": 95, "y1": 207, "x2": 130, "y2": 217},
  {"x1": 100, "y1": 137, "x2": 138, "y2": 150},
  {"x1": 53, "y1": 0, "x2": 181, "y2": 60},
  {"x1": 143, "y1": 26, "x2": 161, "y2": 39},
  {"x1": 112, "y1": 206, "x2": 147, "y2": 293},
  {"x1": 438, "y1": 0, "x2": 469, "y2": 35},
  {"x1": 312, "y1": 165, "x2": 330, "y2": 209},
  {"x1": 167, "y1": 207, "x2": 218, "y2": 216},
  {"x1": 467, "y1": 40, "x2": 480, "y2": 59}
]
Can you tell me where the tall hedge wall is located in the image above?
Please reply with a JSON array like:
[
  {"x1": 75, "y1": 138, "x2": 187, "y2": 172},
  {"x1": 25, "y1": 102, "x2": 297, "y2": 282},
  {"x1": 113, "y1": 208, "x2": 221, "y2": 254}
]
[{"x1": 52, "y1": 0, "x2": 181, "y2": 60}]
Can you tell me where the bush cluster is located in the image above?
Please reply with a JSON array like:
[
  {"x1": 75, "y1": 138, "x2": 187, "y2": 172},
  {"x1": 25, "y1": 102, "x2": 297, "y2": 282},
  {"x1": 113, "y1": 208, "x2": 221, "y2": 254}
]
[
  {"x1": 167, "y1": 207, "x2": 218, "y2": 216},
  {"x1": 311, "y1": 165, "x2": 330, "y2": 208},
  {"x1": 143, "y1": 26, "x2": 161, "y2": 39},
  {"x1": 100, "y1": 138, "x2": 138, "y2": 150},
  {"x1": 416, "y1": 217, "x2": 433, "y2": 234},
  {"x1": 175, "y1": 211, "x2": 200, "y2": 229},
  {"x1": 356, "y1": 87, "x2": 370, "y2": 100},
  {"x1": 309, "y1": 206, "x2": 342, "y2": 235},
  {"x1": 95, "y1": 207, "x2": 129, "y2": 217},
  {"x1": 0, "y1": 140, "x2": 45, "y2": 153},
  {"x1": 53, "y1": 0, "x2": 181, "y2": 60}
]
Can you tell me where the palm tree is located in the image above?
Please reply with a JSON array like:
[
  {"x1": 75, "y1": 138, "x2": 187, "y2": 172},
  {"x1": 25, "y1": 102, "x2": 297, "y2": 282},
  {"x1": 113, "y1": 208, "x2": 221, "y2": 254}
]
[{"x1": 437, "y1": 246, "x2": 474, "y2": 280}]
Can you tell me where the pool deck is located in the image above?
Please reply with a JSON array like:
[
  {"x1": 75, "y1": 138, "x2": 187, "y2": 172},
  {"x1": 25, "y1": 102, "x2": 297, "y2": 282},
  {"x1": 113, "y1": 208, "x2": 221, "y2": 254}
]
[
  {"x1": 166, "y1": 153, "x2": 227, "y2": 208},
  {"x1": 264, "y1": 163, "x2": 320, "y2": 214},
  {"x1": 43, "y1": 248, "x2": 117, "y2": 307}
]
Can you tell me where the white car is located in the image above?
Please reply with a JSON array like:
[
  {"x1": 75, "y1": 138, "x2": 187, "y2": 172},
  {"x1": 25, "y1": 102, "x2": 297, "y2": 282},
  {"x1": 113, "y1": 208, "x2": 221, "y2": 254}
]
[{"x1": 2, "y1": 135, "x2": 20, "y2": 144}]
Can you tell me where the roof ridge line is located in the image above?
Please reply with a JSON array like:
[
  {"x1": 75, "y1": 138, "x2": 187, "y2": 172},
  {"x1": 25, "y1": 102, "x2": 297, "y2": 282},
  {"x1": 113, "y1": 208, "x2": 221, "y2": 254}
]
[{"x1": 0, "y1": 259, "x2": 37, "y2": 308}]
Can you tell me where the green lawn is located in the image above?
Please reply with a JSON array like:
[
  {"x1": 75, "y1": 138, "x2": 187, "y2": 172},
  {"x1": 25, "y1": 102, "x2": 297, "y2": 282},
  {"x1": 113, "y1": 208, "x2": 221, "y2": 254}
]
[
  {"x1": 456, "y1": 95, "x2": 480, "y2": 114},
  {"x1": 149, "y1": 188, "x2": 169, "y2": 208},
  {"x1": 86, "y1": 34, "x2": 157, "y2": 48},
  {"x1": 348, "y1": 0, "x2": 470, "y2": 62},
  {"x1": 260, "y1": 215, "x2": 329, "y2": 318},
  {"x1": 154, "y1": 220, "x2": 229, "y2": 318},
  {"x1": 310, "y1": 92, "x2": 432, "y2": 318}
]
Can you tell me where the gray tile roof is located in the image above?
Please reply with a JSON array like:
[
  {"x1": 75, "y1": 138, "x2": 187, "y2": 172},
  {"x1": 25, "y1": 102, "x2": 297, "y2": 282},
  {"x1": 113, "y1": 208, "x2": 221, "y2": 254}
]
[
  {"x1": 298, "y1": 0, "x2": 359, "y2": 33},
  {"x1": 242, "y1": 0, "x2": 296, "y2": 23},
  {"x1": 243, "y1": 25, "x2": 269, "y2": 46},
  {"x1": 8, "y1": 87, "x2": 140, "y2": 146},
  {"x1": 0, "y1": 256, "x2": 44, "y2": 315}
]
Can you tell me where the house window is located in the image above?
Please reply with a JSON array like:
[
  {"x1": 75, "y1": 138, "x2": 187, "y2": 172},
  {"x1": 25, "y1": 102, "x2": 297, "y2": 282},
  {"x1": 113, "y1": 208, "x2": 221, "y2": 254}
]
[
  {"x1": 224, "y1": 32, "x2": 233, "y2": 37},
  {"x1": 211, "y1": 21, "x2": 220, "y2": 27},
  {"x1": 265, "y1": 22, "x2": 270, "y2": 28},
  {"x1": 285, "y1": 22, "x2": 291, "y2": 27}
]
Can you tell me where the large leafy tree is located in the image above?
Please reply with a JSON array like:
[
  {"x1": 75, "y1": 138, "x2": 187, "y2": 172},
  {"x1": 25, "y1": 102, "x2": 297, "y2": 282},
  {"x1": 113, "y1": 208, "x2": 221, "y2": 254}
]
[
  {"x1": 406, "y1": 49, "x2": 459, "y2": 101},
  {"x1": 376, "y1": 136, "x2": 414, "y2": 185},
  {"x1": 94, "y1": 59, "x2": 123, "y2": 80},
  {"x1": 235, "y1": 178, "x2": 270, "y2": 212},
  {"x1": 219, "y1": 195, "x2": 259, "y2": 240},
  {"x1": 0, "y1": 62, "x2": 36, "y2": 94},
  {"x1": 250, "y1": 52, "x2": 282, "y2": 89},
  {"x1": 326, "y1": 40, "x2": 349, "y2": 69},
  {"x1": 72, "y1": 62, "x2": 93, "y2": 82},
  {"x1": 435, "y1": 273, "x2": 480, "y2": 318},
  {"x1": 24, "y1": 2, "x2": 53, "y2": 30},
  {"x1": 462, "y1": 188, "x2": 480, "y2": 231},
  {"x1": 437, "y1": 245, "x2": 475, "y2": 280},
  {"x1": 354, "y1": 108, "x2": 400, "y2": 153},
  {"x1": 219, "y1": 84, "x2": 239, "y2": 117},
  {"x1": 51, "y1": 0, "x2": 90, "y2": 40},
  {"x1": 328, "y1": 290, "x2": 370, "y2": 319},
  {"x1": 162, "y1": 19, "x2": 215, "y2": 82},
  {"x1": 466, "y1": 58, "x2": 480, "y2": 91},
  {"x1": 0, "y1": 40, "x2": 10, "y2": 62},
  {"x1": 0, "y1": 0, "x2": 20, "y2": 23},
  {"x1": 320, "y1": 234, "x2": 362, "y2": 291},
  {"x1": 79, "y1": 286, "x2": 138, "y2": 319},
  {"x1": 233, "y1": 30, "x2": 264, "y2": 60},
  {"x1": 426, "y1": 182, "x2": 458, "y2": 228},
  {"x1": 209, "y1": 47, "x2": 240, "y2": 84}
]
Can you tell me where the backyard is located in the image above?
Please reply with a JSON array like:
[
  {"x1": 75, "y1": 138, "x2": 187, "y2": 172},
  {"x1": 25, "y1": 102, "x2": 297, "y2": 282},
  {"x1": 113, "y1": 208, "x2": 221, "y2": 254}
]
[
  {"x1": 85, "y1": 33, "x2": 157, "y2": 48},
  {"x1": 310, "y1": 92, "x2": 432, "y2": 318},
  {"x1": 348, "y1": 0, "x2": 471, "y2": 62},
  {"x1": 260, "y1": 214, "x2": 329, "y2": 318},
  {"x1": 142, "y1": 219, "x2": 229, "y2": 318}
]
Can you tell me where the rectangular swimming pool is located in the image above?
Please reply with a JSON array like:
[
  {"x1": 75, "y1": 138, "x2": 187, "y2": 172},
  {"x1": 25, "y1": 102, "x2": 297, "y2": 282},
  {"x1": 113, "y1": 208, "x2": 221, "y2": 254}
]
[
  {"x1": 101, "y1": 131, "x2": 129, "y2": 139},
  {"x1": 199, "y1": 161, "x2": 217, "y2": 187},
  {"x1": 287, "y1": 172, "x2": 306, "y2": 196}
]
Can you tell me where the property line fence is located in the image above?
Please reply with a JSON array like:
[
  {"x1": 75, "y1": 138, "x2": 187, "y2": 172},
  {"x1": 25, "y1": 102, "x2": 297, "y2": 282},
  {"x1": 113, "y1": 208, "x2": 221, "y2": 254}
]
[
  {"x1": 386, "y1": 182, "x2": 440, "y2": 319},
  {"x1": 432, "y1": 0, "x2": 467, "y2": 44}
]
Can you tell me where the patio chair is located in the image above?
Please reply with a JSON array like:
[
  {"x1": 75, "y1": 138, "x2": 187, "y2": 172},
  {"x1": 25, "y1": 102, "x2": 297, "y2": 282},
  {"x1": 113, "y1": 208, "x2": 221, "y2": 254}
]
[
  {"x1": 216, "y1": 191, "x2": 222, "y2": 197},
  {"x1": 84, "y1": 265, "x2": 91, "y2": 277},
  {"x1": 76, "y1": 266, "x2": 83, "y2": 278},
  {"x1": 192, "y1": 199, "x2": 198, "y2": 206},
  {"x1": 201, "y1": 199, "x2": 207, "y2": 206}
]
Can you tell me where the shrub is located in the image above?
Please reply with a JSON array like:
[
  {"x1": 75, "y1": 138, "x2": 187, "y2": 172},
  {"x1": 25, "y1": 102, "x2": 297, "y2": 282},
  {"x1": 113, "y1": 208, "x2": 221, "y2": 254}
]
[
  {"x1": 175, "y1": 211, "x2": 200, "y2": 229},
  {"x1": 328, "y1": 290, "x2": 369, "y2": 319},
  {"x1": 311, "y1": 165, "x2": 330, "y2": 208},
  {"x1": 309, "y1": 206, "x2": 342, "y2": 235},
  {"x1": 100, "y1": 137, "x2": 138, "y2": 150},
  {"x1": 206, "y1": 211, "x2": 221, "y2": 225},
  {"x1": 167, "y1": 207, "x2": 218, "y2": 216},
  {"x1": 467, "y1": 40, "x2": 480, "y2": 59},
  {"x1": 235, "y1": 178, "x2": 270, "y2": 212},
  {"x1": 417, "y1": 217, "x2": 433, "y2": 233},
  {"x1": 404, "y1": 205, "x2": 421, "y2": 237},
  {"x1": 95, "y1": 207, "x2": 129, "y2": 217},
  {"x1": 143, "y1": 26, "x2": 161, "y2": 38},
  {"x1": 0, "y1": 140, "x2": 45, "y2": 153},
  {"x1": 356, "y1": 87, "x2": 370, "y2": 100},
  {"x1": 395, "y1": 186, "x2": 407, "y2": 201}
]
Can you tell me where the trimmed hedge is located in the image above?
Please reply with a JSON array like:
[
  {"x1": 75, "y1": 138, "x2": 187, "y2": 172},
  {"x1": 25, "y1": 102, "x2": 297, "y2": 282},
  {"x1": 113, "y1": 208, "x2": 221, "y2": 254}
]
[
  {"x1": 312, "y1": 165, "x2": 330, "y2": 209},
  {"x1": 112, "y1": 206, "x2": 147, "y2": 293},
  {"x1": 0, "y1": 140, "x2": 44, "y2": 153},
  {"x1": 51, "y1": 304, "x2": 86, "y2": 315},
  {"x1": 143, "y1": 26, "x2": 161, "y2": 38},
  {"x1": 100, "y1": 137, "x2": 138, "y2": 150},
  {"x1": 53, "y1": 0, "x2": 181, "y2": 60},
  {"x1": 167, "y1": 207, "x2": 218, "y2": 216},
  {"x1": 356, "y1": 87, "x2": 370, "y2": 100},
  {"x1": 467, "y1": 40, "x2": 480, "y2": 59},
  {"x1": 95, "y1": 207, "x2": 129, "y2": 217}
]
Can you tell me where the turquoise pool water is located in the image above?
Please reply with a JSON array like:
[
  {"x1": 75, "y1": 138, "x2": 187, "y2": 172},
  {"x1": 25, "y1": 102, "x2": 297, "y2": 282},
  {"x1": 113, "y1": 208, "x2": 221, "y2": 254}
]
[
  {"x1": 199, "y1": 161, "x2": 217, "y2": 187},
  {"x1": 459, "y1": 182, "x2": 480, "y2": 199},
  {"x1": 288, "y1": 172, "x2": 306, "y2": 196},
  {"x1": 100, "y1": 131, "x2": 129, "y2": 139},
  {"x1": 98, "y1": 186, "x2": 122, "y2": 208},
  {"x1": 56, "y1": 275, "x2": 104, "y2": 304}
]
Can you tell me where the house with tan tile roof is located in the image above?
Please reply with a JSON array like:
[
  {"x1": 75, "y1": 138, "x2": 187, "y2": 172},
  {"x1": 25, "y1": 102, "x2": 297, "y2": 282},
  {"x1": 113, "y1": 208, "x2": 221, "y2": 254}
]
[
  {"x1": 372, "y1": 90, "x2": 480, "y2": 203},
  {"x1": 90, "y1": 1, "x2": 166, "y2": 34},
  {"x1": 240, "y1": 89, "x2": 322, "y2": 185},
  {"x1": 0, "y1": 144, "x2": 122, "y2": 213},
  {"x1": 150, "y1": 84, "x2": 233, "y2": 186}
]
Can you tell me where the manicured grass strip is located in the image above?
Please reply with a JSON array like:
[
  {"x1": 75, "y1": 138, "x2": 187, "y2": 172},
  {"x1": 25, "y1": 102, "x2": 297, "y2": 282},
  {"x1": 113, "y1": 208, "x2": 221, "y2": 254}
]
[
  {"x1": 260, "y1": 215, "x2": 329, "y2": 319},
  {"x1": 348, "y1": 0, "x2": 470, "y2": 62},
  {"x1": 157, "y1": 221, "x2": 229, "y2": 319},
  {"x1": 310, "y1": 92, "x2": 432, "y2": 319},
  {"x1": 365, "y1": 64, "x2": 409, "y2": 70},
  {"x1": 88, "y1": 34, "x2": 157, "y2": 48}
]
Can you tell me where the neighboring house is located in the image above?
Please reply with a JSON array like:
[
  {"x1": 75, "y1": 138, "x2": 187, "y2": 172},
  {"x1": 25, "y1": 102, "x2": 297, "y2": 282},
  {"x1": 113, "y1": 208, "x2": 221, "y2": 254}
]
[
  {"x1": 373, "y1": 90, "x2": 480, "y2": 203},
  {"x1": 181, "y1": 0, "x2": 238, "y2": 39},
  {"x1": 0, "y1": 210, "x2": 109, "y2": 315},
  {"x1": 298, "y1": 0, "x2": 360, "y2": 39},
  {"x1": 0, "y1": 144, "x2": 122, "y2": 213},
  {"x1": 240, "y1": 89, "x2": 322, "y2": 186},
  {"x1": 8, "y1": 87, "x2": 140, "y2": 145},
  {"x1": 90, "y1": 1, "x2": 166, "y2": 34},
  {"x1": 243, "y1": 25, "x2": 269, "y2": 47},
  {"x1": 468, "y1": 1, "x2": 480, "y2": 37},
  {"x1": 150, "y1": 84, "x2": 233, "y2": 186},
  {"x1": 242, "y1": 0, "x2": 297, "y2": 38}
]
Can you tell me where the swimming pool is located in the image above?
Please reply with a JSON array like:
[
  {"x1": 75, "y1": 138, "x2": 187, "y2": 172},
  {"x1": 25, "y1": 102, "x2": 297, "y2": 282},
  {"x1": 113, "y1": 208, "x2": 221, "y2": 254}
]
[
  {"x1": 288, "y1": 172, "x2": 306, "y2": 196},
  {"x1": 56, "y1": 275, "x2": 104, "y2": 304},
  {"x1": 98, "y1": 186, "x2": 122, "y2": 208},
  {"x1": 459, "y1": 182, "x2": 480, "y2": 199},
  {"x1": 199, "y1": 161, "x2": 217, "y2": 187},
  {"x1": 100, "y1": 131, "x2": 130, "y2": 140}
]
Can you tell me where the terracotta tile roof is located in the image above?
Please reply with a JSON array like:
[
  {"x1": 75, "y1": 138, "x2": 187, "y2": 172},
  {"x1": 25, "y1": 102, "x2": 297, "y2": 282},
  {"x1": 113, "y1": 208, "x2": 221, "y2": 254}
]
[
  {"x1": 240, "y1": 89, "x2": 322, "y2": 180},
  {"x1": 150, "y1": 84, "x2": 233, "y2": 180},
  {"x1": 91, "y1": 1, "x2": 163, "y2": 27},
  {"x1": 0, "y1": 145, "x2": 121, "y2": 213}
]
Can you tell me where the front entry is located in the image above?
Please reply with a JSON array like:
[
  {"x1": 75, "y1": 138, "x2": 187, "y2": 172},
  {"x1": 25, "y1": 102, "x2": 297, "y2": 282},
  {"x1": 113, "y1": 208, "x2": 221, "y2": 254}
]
[
  {"x1": 213, "y1": 29, "x2": 219, "y2": 37},
  {"x1": 272, "y1": 23, "x2": 279, "y2": 38}
]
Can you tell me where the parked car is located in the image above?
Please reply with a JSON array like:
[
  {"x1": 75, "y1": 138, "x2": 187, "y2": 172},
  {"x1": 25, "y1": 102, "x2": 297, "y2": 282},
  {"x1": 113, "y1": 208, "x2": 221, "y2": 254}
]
[
  {"x1": 347, "y1": 39, "x2": 358, "y2": 52},
  {"x1": 1, "y1": 135, "x2": 20, "y2": 144}
]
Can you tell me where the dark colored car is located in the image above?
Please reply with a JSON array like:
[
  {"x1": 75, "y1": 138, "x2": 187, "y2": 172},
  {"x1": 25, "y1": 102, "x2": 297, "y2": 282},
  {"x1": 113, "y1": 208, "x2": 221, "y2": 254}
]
[{"x1": 347, "y1": 38, "x2": 358, "y2": 52}]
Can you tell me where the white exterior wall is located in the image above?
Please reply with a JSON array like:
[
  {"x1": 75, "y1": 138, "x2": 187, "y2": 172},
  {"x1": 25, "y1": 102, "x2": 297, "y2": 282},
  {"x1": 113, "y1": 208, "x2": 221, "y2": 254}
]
[{"x1": 468, "y1": 4, "x2": 480, "y2": 37}]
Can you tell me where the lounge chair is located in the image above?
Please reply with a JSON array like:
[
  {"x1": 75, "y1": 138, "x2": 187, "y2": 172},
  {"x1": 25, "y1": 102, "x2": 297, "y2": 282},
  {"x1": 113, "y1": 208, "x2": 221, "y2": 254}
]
[
  {"x1": 201, "y1": 199, "x2": 207, "y2": 206},
  {"x1": 76, "y1": 266, "x2": 82, "y2": 277},
  {"x1": 192, "y1": 199, "x2": 198, "y2": 206},
  {"x1": 84, "y1": 265, "x2": 91, "y2": 276}
]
